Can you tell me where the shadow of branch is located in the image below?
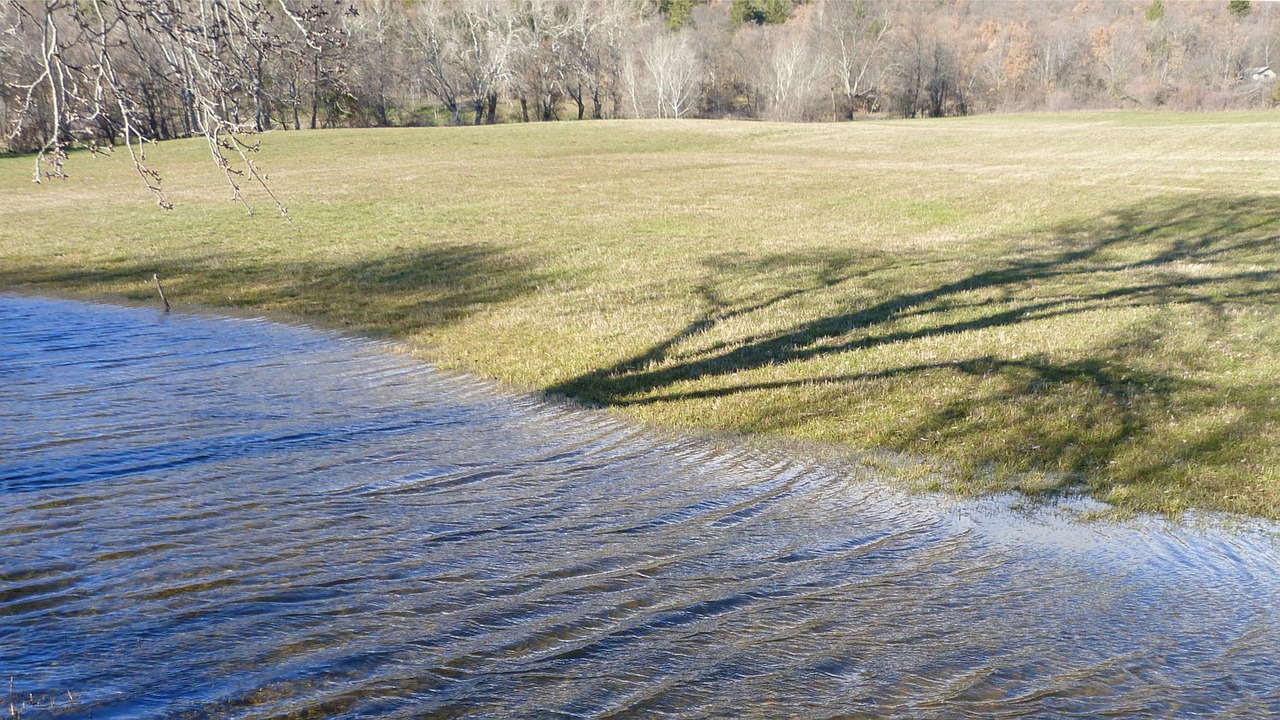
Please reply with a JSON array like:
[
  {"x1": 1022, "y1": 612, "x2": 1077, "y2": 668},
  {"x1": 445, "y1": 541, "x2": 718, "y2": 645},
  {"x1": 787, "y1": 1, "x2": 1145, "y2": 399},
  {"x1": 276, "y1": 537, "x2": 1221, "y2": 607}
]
[
  {"x1": 0, "y1": 242, "x2": 547, "y2": 337},
  {"x1": 549, "y1": 194, "x2": 1280, "y2": 506}
]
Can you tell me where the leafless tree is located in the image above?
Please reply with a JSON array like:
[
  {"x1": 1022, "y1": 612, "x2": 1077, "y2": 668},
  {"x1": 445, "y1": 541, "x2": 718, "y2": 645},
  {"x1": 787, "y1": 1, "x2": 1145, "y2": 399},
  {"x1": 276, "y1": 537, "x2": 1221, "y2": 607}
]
[
  {"x1": 816, "y1": 0, "x2": 892, "y2": 118},
  {"x1": 342, "y1": 0, "x2": 413, "y2": 127},
  {"x1": 628, "y1": 23, "x2": 702, "y2": 118},
  {"x1": 737, "y1": 21, "x2": 821, "y2": 121},
  {"x1": 3, "y1": 0, "x2": 348, "y2": 212},
  {"x1": 563, "y1": 0, "x2": 630, "y2": 120},
  {"x1": 456, "y1": 0, "x2": 519, "y2": 125},
  {"x1": 6, "y1": 0, "x2": 1280, "y2": 155},
  {"x1": 409, "y1": 0, "x2": 467, "y2": 126},
  {"x1": 509, "y1": 0, "x2": 569, "y2": 122},
  {"x1": 889, "y1": 12, "x2": 967, "y2": 118}
]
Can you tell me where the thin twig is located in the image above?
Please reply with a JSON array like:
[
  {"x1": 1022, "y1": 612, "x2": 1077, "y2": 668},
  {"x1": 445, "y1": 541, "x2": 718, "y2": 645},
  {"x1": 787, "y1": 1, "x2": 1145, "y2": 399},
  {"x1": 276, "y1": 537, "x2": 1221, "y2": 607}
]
[{"x1": 153, "y1": 273, "x2": 170, "y2": 312}]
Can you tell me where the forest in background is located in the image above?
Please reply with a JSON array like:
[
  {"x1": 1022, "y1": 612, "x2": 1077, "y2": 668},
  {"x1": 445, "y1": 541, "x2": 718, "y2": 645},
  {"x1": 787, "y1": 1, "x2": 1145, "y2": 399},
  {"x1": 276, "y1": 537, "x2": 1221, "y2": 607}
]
[{"x1": 2, "y1": 0, "x2": 1278, "y2": 156}]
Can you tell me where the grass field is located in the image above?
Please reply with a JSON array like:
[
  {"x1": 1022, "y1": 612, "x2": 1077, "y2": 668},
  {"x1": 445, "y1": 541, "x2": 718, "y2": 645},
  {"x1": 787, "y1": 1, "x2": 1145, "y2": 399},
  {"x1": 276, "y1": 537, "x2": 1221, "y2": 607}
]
[{"x1": 3, "y1": 112, "x2": 1280, "y2": 517}]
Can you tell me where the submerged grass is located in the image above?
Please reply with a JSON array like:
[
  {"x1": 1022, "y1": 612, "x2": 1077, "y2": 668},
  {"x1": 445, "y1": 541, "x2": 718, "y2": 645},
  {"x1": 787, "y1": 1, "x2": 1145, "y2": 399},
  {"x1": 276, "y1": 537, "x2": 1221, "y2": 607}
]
[{"x1": 3, "y1": 112, "x2": 1279, "y2": 517}]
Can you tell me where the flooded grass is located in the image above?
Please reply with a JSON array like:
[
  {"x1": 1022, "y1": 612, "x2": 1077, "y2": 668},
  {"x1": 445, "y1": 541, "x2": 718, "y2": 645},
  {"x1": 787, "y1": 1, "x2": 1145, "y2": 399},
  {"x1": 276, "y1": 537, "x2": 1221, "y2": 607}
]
[
  {"x1": 7, "y1": 295, "x2": 1280, "y2": 717},
  {"x1": 2, "y1": 113, "x2": 1279, "y2": 517}
]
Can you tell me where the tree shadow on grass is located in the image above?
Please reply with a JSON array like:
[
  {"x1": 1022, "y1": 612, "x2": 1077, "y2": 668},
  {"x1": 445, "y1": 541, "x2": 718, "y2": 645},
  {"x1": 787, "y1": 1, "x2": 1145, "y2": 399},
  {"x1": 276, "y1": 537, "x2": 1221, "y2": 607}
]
[
  {"x1": 0, "y1": 242, "x2": 546, "y2": 338},
  {"x1": 550, "y1": 194, "x2": 1280, "y2": 507}
]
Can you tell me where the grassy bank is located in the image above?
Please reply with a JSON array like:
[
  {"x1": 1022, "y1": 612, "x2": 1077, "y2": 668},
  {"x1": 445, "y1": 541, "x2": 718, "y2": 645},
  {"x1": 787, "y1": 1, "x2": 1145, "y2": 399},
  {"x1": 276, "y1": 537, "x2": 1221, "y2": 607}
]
[{"x1": 3, "y1": 113, "x2": 1279, "y2": 517}]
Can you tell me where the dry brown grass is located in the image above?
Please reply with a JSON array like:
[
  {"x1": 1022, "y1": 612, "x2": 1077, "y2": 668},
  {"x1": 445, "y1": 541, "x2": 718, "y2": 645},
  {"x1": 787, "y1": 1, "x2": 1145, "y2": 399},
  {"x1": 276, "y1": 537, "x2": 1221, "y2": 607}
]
[{"x1": 3, "y1": 112, "x2": 1280, "y2": 516}]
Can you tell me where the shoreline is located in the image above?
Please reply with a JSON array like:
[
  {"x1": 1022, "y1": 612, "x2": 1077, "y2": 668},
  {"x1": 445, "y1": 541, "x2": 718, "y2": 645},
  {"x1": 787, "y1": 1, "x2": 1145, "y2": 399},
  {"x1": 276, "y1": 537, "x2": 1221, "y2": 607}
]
[
  {"x1": 4, "y1": 115, "x2": 1279, "y2": 518},
  {"x1": 10, "y1": 287, "x2": 1280, "y2": 534}
]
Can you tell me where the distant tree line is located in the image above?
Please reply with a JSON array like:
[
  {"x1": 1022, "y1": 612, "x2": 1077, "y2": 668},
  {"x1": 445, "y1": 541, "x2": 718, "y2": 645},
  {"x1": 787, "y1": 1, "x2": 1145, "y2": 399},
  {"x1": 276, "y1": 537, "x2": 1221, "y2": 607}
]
[{"x1": 4, "y1": 0, "x2": 1278, "y2": 159}]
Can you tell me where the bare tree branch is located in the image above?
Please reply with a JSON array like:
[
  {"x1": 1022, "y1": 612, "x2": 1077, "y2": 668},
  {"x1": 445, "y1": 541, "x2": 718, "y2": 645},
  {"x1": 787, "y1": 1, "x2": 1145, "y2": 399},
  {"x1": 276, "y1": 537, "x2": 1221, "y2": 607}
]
[{"x1": 3, "y1": 0, "x2": 349, "y2": 213}]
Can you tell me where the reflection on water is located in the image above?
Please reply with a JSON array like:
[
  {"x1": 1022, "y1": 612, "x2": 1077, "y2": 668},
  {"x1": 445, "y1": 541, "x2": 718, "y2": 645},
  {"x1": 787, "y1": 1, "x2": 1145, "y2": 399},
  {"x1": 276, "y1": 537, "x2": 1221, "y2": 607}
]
[{"x1": 3, "y1": 295, "x2": 1280, "y2": 718}]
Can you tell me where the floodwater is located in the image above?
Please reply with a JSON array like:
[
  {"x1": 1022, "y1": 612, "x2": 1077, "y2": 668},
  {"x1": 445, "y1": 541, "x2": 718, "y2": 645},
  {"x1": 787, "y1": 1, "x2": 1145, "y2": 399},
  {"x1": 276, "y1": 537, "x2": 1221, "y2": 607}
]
[{"x1": 3, "y1": 295, "x2": 1280, "y2": 719}]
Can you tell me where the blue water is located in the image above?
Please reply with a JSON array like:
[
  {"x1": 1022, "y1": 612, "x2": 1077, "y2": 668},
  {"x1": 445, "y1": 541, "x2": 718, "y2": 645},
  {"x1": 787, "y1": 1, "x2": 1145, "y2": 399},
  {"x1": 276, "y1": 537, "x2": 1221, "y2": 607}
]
[{"x1": 3, "y1": 295, "x2": 1280, "y2": 718}]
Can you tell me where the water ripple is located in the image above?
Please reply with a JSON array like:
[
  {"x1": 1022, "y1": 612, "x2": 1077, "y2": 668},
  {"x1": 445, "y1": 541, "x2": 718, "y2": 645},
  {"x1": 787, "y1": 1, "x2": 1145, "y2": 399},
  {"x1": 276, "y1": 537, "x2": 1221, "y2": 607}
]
[{"x1": 3, "y1": 295, "x2": 1280, "y2": 718}]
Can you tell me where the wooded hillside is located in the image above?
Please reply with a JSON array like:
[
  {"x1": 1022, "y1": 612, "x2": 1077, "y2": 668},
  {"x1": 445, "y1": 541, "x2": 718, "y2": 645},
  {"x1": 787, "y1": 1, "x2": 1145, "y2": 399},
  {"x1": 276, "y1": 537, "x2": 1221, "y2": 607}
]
[{"x1": 4, "y1": 1, "x2": 1277, "y2": 143}]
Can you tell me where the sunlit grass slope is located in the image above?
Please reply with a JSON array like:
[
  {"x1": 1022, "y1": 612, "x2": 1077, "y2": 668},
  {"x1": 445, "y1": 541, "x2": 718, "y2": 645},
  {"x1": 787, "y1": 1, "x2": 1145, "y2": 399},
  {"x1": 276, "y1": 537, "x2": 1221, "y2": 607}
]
[{"x1": 4, "y1": 112, "x2": 1280, "y2": 517}]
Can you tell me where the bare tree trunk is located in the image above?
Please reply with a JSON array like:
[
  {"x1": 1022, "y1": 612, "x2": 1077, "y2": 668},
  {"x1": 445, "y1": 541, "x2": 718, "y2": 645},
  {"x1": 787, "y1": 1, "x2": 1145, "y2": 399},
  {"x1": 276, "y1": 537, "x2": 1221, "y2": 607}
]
[
  {"x1": 290, "y1": 77, "x2": 300, "y2": 130},
  {"x1": 253, "y1": 47, "x2": 266, "y2": 132},
  {"x1": 310, "y1": 52, "x2": 320, "y2": 130},
  {"x1": 180, "y1": 50, "x2": 195, "y2": 136}
]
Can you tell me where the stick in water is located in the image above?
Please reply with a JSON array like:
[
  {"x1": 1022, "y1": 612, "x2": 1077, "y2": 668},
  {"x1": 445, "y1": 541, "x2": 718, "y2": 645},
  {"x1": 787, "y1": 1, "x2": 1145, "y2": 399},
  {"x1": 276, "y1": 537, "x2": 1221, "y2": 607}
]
[{"x1": 153, "y1": 273, "x2": 171, "y2": 313}]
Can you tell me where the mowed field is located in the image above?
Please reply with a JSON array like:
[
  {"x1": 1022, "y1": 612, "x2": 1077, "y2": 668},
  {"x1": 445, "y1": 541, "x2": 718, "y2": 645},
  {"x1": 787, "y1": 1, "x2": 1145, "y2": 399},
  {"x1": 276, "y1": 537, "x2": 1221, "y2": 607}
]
[{"x1": 3, "y1": 113, "x2": 1279, "y2": 517}]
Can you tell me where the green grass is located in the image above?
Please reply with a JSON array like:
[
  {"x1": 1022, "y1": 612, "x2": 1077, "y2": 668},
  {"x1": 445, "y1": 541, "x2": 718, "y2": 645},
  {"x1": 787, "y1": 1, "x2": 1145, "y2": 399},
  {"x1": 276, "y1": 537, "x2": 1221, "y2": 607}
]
[{"x1": 4, "y1": 112, "x2": 1280, "y2": 517}]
